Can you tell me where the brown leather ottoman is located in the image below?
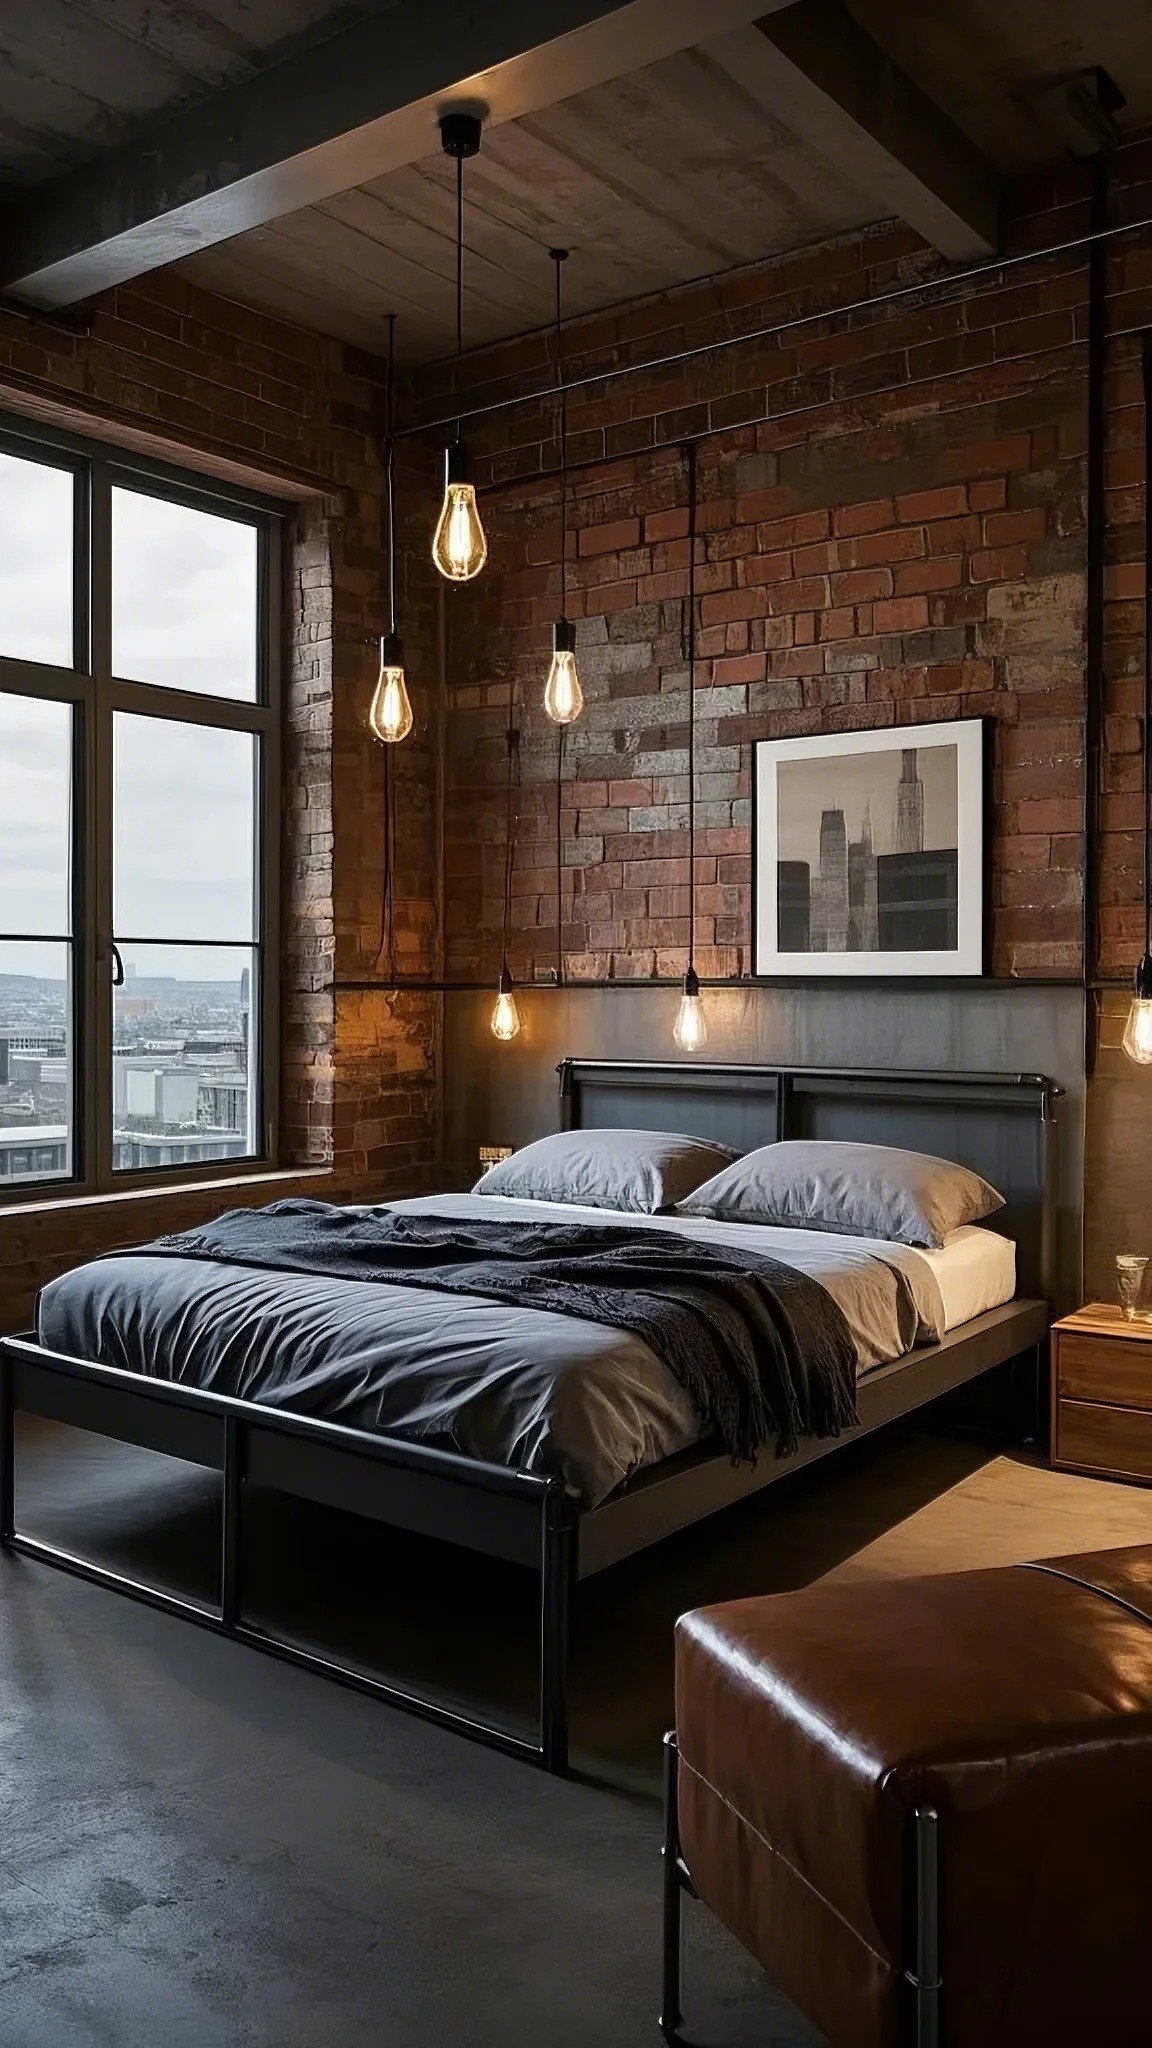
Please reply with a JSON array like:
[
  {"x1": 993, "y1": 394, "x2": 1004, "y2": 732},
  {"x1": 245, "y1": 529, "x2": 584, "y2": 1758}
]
[{"x1": 663, "y1": 1545, "x2": 1152, "y2": 2048}]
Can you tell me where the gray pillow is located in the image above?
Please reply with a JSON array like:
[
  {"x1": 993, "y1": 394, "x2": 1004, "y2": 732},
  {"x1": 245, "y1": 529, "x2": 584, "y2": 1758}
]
[
  {"x1": 473, "y1": 1128, "x2": 737, "y2": 1214},
  {"x1": 678, "y1": 1139, "x2": 1004, "y2": 1249}
]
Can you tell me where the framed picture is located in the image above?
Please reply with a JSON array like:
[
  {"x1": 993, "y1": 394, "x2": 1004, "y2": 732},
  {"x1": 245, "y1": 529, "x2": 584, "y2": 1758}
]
[{"x1": 754, "y1": 718, "x2": 984, "y2": 977}]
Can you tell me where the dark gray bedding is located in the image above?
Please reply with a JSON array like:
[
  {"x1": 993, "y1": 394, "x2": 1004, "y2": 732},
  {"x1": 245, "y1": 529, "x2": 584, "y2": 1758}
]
[
  {"x1": 131, "y1": 1201, "x2": 859, "y2": 1462},
  {"x1": 37, "y1": 1192, "x2": 947, "y2": 1506}
]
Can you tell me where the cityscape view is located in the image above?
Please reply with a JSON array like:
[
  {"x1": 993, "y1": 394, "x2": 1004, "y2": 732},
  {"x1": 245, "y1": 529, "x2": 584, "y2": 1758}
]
[
  {"x1": 777, "y1": 744, "x2": 960, "y2": 954},
  {"x1": 0, "y1": 961, "x2": 253, "y2": 1186}
]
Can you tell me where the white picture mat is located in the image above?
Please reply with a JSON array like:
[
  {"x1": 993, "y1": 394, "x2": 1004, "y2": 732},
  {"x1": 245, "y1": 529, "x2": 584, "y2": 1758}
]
[{"x1": 754, "y1": 718, "x2": 984, "y2": 976}]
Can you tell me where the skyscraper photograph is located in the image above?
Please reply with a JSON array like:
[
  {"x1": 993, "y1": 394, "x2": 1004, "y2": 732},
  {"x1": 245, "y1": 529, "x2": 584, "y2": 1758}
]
[{"x1": 757, "y1": 726, "x2": 978, "y2": 972}]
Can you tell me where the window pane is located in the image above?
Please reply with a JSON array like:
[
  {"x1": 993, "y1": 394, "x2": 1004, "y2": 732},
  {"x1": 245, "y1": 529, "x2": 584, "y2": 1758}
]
[
  {"x1": 113, "y1": 943, "x2": 256, "y2": 1171},
  {"x1": 0, "y1": 940, "x2": 73, "y2": 1184},
  {"x1": 112, "y1": 486, "x2": 258, "y2": 701},
  {"x1": 113, "y1": 714, "x2": 257, "y2": 942},
  {"x1": 0, "y1": 451, "x2": 74, "y2": 668},
  {"x1": 0, "y1": 694, "x2": 72, "y2": 936}
]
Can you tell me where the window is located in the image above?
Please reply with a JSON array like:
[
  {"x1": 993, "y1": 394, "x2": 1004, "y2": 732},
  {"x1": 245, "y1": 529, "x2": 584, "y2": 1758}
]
[{"x1": 0, "y1": 425, "x2": 280, "y2": 1197}]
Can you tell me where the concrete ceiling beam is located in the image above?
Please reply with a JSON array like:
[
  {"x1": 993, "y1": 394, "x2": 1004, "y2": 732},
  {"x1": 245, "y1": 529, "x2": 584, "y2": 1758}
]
[
  {"x1": 706, "y1": 0, "x2": 1000, "y2": 260},
  {"x1": 0, "y1": 0, "x2": 784, "y2": 310}
]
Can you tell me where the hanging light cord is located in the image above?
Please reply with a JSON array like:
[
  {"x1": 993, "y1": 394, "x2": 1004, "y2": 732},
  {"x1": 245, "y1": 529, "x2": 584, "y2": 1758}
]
[
  {"x1": 375, "y1": 314, "x2": 399, "y2": 969},
  {"x1": 385, "y1": 311, "x2": 398, "y2": 633},
  {"x1": 556, "y1": 721, "x2": 565, "y2": 985},
  {"x1": 553, "y1": 248, "x2": 569, "y2": 985},
  {"x1": 685, "y1": 441, "x2": 698, "y2": 973},
  {"x1": 454, "y1": 151, "x2": 465, "y2": 442},
  {"x1": 502, "y1": 701, "x2": 520, "y2": 974},
  {"x1": 554, "y1": 249, "x2": 569, "y2": 611},
  {"x1": 1131, "y1": 327, "x2": 1139, "y2": 958},
  {"x1": 1143, "y1": 330, "x2": 1152, "y2": 961}
]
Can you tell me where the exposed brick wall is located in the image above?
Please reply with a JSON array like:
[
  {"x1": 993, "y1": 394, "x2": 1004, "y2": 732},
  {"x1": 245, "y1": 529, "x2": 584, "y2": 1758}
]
[
  {"x1": 0, "y1": 271, "x2": 439, "y2": 1328},
  {"x1": 424, "y1": 164, "x2": 1152, "y2": 987},
  {"x1": 406, "y1": 139, "x2": 1152, "y2": 1300}
]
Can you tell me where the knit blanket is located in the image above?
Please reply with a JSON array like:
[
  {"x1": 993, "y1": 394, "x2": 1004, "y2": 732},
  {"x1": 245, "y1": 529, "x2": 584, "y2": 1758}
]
[{"x1": 139, "y1": 1202, "x2": 860, "y2": 1462}]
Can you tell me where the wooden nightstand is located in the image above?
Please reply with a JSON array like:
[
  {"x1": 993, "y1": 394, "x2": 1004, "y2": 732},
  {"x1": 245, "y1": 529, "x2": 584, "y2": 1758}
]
[{"x1": 1051, "y1": 1305, "x2": 1152, "y2": 1487}]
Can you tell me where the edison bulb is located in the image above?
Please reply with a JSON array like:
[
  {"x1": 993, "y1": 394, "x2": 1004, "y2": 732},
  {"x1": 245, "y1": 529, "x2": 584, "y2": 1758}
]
[
  {"x1": 491, "y1": 985, "x2": 521, "y2": 1042},
  {"x1": 1124, "y1": 996, "x2": 1152, "y2": 1064},
  {"x1": 673, "y1": 989, "x2": 707, "y2": 1053},
  {"x1": 543, "y1": 619, "x2": 583, "y2": 725},
  {"x1": 432, "y1": 452, "x2": 487, "y2": 582},
  {"x1": 368, "y1": 636, "x2": 413, "y2": 743}
]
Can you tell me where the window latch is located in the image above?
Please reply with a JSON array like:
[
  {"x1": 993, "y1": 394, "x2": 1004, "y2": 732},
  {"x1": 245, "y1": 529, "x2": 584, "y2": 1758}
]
[{"x1": 110, "y1": 942, "x2": 125, "y2": 988}]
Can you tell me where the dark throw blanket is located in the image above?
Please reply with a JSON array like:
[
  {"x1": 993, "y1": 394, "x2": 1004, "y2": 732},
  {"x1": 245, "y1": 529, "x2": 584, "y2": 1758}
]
[{"x1": 138, "y1": 1201, "x2": 859, "y2": 1463}]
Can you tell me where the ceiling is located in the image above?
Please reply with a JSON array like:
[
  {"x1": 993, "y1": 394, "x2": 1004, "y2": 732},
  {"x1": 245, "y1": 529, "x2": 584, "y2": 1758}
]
[
  {"x1": 850, "y1": 0, "x2": 1152, "y2": 172},
  {"x1": 182, "y1": 0, "x2": 1152, "y2": 360},
  {"x1": 0, "y1": 0, "x2": 1149, "y2": 365},
  {"x1": 0, "y1": 1, "x2": 383, "y2": 187},
  {"x1": 177, "y1": 50, "x2": 881, "y2": 360}
]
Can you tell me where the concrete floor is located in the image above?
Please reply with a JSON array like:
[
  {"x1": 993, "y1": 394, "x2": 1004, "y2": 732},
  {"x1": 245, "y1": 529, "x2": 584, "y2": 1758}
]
[{"x1": 2, "y1": 1413, "x2": 1148, "y2": 2047}]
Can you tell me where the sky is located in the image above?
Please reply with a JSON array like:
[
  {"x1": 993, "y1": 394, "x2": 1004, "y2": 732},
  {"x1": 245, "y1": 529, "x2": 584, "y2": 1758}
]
[
  {"x1": 0, "y1": 450, "x2": 259, "y2": 987},
  {"x1": 776, "y1": 742, "x2": 959, "y2": 868}
]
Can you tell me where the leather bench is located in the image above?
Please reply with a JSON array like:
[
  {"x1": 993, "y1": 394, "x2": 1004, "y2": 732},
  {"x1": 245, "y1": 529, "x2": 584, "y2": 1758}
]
[{"x1": 663, "y1": 1545, "x2": 1152, "y2": 2047}]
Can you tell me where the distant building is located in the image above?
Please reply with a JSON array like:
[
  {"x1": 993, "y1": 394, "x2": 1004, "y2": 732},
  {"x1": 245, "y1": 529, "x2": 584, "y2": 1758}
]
[
  {"x1": 777, "y1": 862, "x2": 811, "y2": 950},
  {"x1": 877, "y1": 850, "x2": 958, "y2": 950},
  {"x1": 198, "y1": 1074, "x2": 249, "y2": 1134},
  {"x1": 123, "y1": 1067, "x2": 200, "y2": 1126},
  {"x1": 0, "y1": 1126, "x2": 69, "y2": 1182},
  {"x1": 810, "y1": 807, "x2": 849, "y2": 951},
  {"x1": 0, "y1": 1029, "x2": 67, "y2": 1060},
  {"x1": 895, "y1": 749, "x2": 925, "y2": 855},
  {"x1": 113, "y1": 1129, "x2": 249, "y2": 1170},
  {"x1": 847, "y1": 801, "x2": 880, "y2": 951},
  {"x1": 808, "y1": 803, "x2": 880, "y2": 954}
]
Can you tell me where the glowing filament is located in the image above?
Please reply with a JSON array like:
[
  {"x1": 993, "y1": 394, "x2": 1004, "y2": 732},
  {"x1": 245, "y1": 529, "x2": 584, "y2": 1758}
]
[
  {"x1": 544, "y1": 646, "x2": 584, "y2": 725},
  {"x1": 433, "y1": 481, "x2": 487, "y2": 582},
  {"x1": 491, "y1": 986, "x2": 521, "y2": 1041},
  {"x1": 1124, "y1": 996, "x2": 1152, "y2": 1064},
  {"x1": 673, "y1": 988, "x2": 707, "y2": 1053},
  {"x1": 368, "y1": 649, "x2": 413, "y2": 744}
]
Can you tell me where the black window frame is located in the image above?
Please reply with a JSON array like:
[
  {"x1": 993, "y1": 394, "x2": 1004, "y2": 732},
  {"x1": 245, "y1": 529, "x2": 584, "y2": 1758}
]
[{"x1": 0, "y1": 414, "x2": 282, "y2": 1204}]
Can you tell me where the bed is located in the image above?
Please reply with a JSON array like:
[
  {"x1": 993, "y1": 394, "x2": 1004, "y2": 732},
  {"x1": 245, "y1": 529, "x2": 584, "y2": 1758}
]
[{"x1": 0, "y1": 1060, "x2": 1057, "y2": 1772}]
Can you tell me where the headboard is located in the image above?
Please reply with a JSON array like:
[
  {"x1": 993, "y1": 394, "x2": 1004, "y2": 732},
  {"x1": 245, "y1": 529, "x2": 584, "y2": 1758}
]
[{"x1": 558, "y1": 1060, "x2": 1060, "y2": 1303}]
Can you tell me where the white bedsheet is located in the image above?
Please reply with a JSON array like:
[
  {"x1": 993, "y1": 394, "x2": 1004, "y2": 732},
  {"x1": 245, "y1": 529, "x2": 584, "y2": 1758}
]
[{"x1": 911, "y1": 1226, "x2": 1017, "y2": 1332}]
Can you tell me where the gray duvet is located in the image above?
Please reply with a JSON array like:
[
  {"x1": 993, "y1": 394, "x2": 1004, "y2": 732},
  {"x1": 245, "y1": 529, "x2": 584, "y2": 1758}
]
[{"x1": 36, "y1": 1192, "x2": 947, "y2": 1507}]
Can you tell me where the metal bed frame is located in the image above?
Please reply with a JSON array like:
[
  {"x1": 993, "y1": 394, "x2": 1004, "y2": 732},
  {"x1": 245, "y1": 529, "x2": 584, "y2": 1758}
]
[{"x1": 0, "y1": 1059, "x2": 1058, "y2": 1775}]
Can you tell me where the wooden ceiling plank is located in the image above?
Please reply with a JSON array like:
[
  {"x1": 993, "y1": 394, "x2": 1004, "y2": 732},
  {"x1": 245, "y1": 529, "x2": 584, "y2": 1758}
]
[
  {"x1": 0, "y1": 0, "x2": 773, "y2": 306},
  {"x1": 517, "y1": 84, "x2": 783, "y2": 271},
  {"x1": 451, "y1": 116, "x2": 752, "y2": 297},
  {"x1": 0, "y1": 8, "x2": 194, "y2": 124},
  {"x1": 317, "y1": 177, "x2": 544, "y2": 316},
  {"x1": 180, "y1": 245, "x2": 418, "y2": 356}
]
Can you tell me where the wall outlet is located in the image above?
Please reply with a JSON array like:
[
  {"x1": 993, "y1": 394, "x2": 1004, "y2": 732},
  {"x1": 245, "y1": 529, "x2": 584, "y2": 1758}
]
[{"x1": 478, "y1": 1145, "x2": 514, "y2": 1175}]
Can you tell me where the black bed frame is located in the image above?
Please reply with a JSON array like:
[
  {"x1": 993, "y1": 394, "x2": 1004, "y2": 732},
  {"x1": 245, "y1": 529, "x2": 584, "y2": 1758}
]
[{"x1": 0, "y1": 1060, "x2": 1057, "y2": 1773}]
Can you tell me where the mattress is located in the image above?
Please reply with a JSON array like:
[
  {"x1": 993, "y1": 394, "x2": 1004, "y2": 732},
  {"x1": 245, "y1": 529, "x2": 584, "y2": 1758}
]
[
  {"x1": 35, "y1": 1195, "x2": 1015, "y2": 1508},
  {"x1": 912, "y1": 1225, "x2": 1016, "y2": 1333}
]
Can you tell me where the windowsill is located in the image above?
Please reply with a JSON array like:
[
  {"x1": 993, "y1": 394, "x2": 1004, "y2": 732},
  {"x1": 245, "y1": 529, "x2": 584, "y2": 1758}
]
[{"x1": 0, "y1": 1163, "x2": 332, "y2": 1223}]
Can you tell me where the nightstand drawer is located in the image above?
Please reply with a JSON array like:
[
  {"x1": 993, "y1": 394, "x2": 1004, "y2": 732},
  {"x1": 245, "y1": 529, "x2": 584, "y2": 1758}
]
[
  {"x1": 1056, "y1": 1332, "x2": 1152, "y2": 1409},
  {"x1": 1057, "y1": 1399, "x2": 1152, "y2": 1483}
]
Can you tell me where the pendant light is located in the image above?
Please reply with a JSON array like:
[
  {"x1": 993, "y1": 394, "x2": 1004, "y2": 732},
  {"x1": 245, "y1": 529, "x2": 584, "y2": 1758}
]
[
  {"x1": 674, "y1": 442, "x2": 707, "y2": 1054},
  {"x1": 432, "y1": 112, "x2": 488, "y2": 583},
  {"x1": 543, "y1": 248, "x2": 584, "y2": 725},
  {"x1": 1124, "y1": 329, "x2": 1152, "y2": 1062},
  {"x1": 369, "y1": 316, "x2": 414, "y2": 743},
  {"x1": 491, "y1": 712, "x2": 521, "y2": 1041}
]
